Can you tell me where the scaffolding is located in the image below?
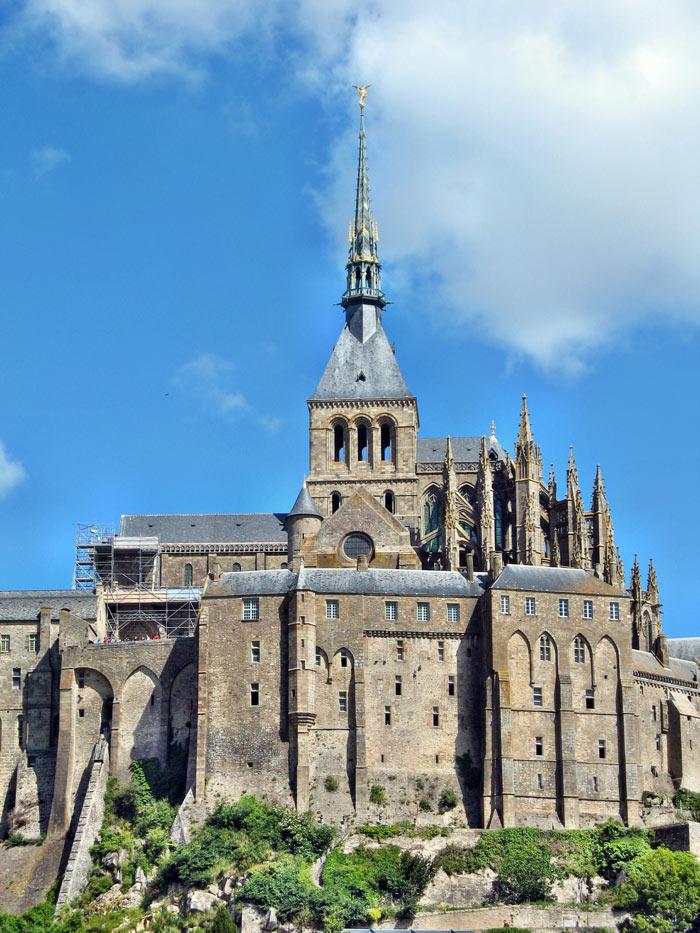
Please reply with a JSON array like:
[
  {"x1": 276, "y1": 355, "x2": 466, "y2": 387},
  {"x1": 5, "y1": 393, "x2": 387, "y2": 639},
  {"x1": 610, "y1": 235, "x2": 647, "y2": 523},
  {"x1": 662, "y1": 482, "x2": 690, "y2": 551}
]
[{"x1": 72, "y1": 523, "x2": 199, "y2": 638}]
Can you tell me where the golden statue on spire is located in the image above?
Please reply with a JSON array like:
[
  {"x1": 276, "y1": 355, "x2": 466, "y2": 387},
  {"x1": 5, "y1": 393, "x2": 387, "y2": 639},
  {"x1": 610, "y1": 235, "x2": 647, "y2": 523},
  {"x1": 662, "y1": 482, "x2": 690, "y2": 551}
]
[{"x1": 352, "y1": 84, "x2": 371, "y2": 108}]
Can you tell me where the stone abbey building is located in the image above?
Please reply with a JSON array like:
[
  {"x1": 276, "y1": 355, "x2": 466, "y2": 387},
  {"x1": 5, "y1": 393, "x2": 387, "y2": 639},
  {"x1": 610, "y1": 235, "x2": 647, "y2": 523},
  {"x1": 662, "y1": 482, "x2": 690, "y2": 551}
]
[{"x1": 1, "y1": 102, "x2": 699, "y2": 842}]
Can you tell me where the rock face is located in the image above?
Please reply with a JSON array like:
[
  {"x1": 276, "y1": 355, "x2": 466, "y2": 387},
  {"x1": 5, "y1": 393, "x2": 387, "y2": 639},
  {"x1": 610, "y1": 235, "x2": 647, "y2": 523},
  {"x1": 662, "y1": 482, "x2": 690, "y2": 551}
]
[
  {"x1": 421, "y1": 866, "x2": 496, "y2": 908},
  {"x1": 186, "y1": 888, "x2": 223, "y2": 913}
]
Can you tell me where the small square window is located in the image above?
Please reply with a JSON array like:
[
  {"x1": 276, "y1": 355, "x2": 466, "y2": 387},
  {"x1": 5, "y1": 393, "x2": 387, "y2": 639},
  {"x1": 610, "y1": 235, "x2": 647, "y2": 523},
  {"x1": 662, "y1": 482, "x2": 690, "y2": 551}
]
[
  {"x1": 12, "y1": 668, "x2": 21, "y2": 689},
  {"x1": 385, "y1": 705, "x2": 391, "y2": 725},
  {"x1": 598, "y1": 739, "x2": 606, "y2": 759},
  {"x1": 243, "y1": 598, "x2": 259, "y2": 620},
  {"x1": 250, "y1": 682, "x2": 260, "y2": 706},
  {"x1": 437, "y1": 640, "x2": 445, "y2": 662},
  {"x1": 432, "y1": 706, "x2": 440, "y2": 727},
  {"x1": 500, "y1": 595, "x2": 510, "y2": 614},
  {"x1": 583, "y1": 599, "x2": 593, "y2": 619},
  {"x1": 326, "y1": 600, "x2": 339, "y2": 620},
  {"x1": 385, "y1": 601, "x2": 397, "y2": 621},
  {"x1": 339, "y1": 690, "x2": 347, "y2": 712},
  {"x1": 29, "y1": 634, "x2": 39, "y2": 652},
  {"x1": 0, "y1": 635, "x2": 10, "y2": 653},
  {"x1": 447, "y1": 603, "x2": 460, "y2": 623},
  {"x1": 396, "y1": 639, "x2": 404, "y2": 661},
  {"x1": 535, "y1": 736, "x2": 543, "y2": 756},
  {"x1": 559, "y1": 598, "x2": 569, "y2": 618},
  {"x1": 395, "y1": 676, "x2": 402, "y2": 696},
  {"x1": 448, "y1": 675, "x2": 455, "y2": 696},
  {"x1": 526, "y1": 597, "x2": 536, "y2": 616},
  {"x1": 78, "y1": 708, "x2": 85, "y2": 718},
  {"x1": 586, "y1": 689, "x2": 595, "y2": 710},
  {"x1": 251, "y1": 641, "x2": 261, "y2": 663},
  {"x1": 533, "y1": 687, "x2": 542, "y2": 707},
  {"x1": 417, "y1": 602, "x2": 430, "y2": 622},
  {"x1": 609, "y1": 601, "x2": 620, "y2": 621}
]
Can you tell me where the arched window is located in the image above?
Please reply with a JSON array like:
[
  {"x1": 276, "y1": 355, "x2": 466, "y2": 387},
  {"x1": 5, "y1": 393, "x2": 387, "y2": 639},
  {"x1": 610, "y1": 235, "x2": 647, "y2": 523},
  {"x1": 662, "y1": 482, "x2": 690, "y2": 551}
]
[
  {"x1": 184, "y1": 563, "x2": 193, "y2": 587},
  {"x1": 539, "y1": 634, "x2": 552, "y2": 661},
  {"x1": 423, "y1": 491, "x2": 442, "y2": 554},
  {"x1": 357, "y1": 422, "x2": 368, "y2": 461},
  {"x1": 333, "y1": 423, "x2": 346, "y2": 462},
  {"x1": 384, "y1": 490, "x2": 394, "y2": 513},
  {"x1": 494, "y1": 496, "x2": 504, "y2": 550},
  {"x1": 459, "y1": 518, "x2": 478, "y2": 544},
  {"x1": 573, "y1": 637, "x2": 586, "y2": 663},
  {"x1": 331, "y1": 492, "x2": 341, "y2": 514},
  {"x1": 365, "y1": 269, "x2": 371, "y2": 288},
  {"x1": 380, "y1": 421, "x2": 393, "y2": 462},
  {"x1": 232, "y1": 562, "x2": 241, "y2": 572}
]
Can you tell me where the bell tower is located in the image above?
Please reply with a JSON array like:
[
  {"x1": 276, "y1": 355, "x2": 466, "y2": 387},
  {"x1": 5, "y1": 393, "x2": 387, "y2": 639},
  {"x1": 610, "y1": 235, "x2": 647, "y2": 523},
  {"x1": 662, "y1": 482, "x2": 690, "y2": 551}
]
[{"x1": 306, "y1": 88, "x2": 420, "y2": 526}]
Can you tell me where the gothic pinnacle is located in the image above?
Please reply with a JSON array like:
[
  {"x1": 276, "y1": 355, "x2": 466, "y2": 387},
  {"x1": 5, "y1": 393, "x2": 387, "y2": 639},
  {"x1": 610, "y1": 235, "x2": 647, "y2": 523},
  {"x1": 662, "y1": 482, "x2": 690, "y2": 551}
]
[{"x1": 517, "y1": 394, "x2": 534, "y2": 447}]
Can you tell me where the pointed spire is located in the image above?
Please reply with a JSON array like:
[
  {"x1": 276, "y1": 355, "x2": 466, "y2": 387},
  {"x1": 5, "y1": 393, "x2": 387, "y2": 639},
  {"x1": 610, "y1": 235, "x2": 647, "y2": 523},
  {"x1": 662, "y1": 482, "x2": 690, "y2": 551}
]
[
  {"x1": 289, "y1": 479, "x2": 322, "y2": 519},
  {"x1": 592, "y1": 463, "x2": 608, "y2": 511},
  {"x1": 517, "y1": 394, "x2": 533, "y2": 447},
  {"x1": 444, "y1": 435, "x2": 454, "y2": 473},
  {"x1": 548, "y1": 463, "x2": 557, "y2": 503},
  {"x1": 342, "y1": 90, "x2": 384, "y2": 310},
  {"x1": 647, "y1": 557, "x2": 660, "y2": 605},
  {"x1": 567, "y1": 446, "x2": 579, "y2": 495}
]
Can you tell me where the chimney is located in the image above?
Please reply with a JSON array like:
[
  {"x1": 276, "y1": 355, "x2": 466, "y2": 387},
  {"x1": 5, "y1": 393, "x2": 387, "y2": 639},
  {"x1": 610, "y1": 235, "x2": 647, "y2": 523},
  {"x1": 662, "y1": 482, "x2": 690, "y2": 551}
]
[
  {"x1": 488, "y1": 551, "x2": 503, "y2": 583},
  {"x1": 465, "y1": 553, "x2": 475, "y2": 582}
]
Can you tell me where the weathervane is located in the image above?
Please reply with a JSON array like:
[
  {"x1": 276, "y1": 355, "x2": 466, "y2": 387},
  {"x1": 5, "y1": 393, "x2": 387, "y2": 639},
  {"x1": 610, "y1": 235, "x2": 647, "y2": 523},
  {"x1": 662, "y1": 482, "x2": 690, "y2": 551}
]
[{"x1": 352, "y1": 84, "x2": 371, "y2": 108}]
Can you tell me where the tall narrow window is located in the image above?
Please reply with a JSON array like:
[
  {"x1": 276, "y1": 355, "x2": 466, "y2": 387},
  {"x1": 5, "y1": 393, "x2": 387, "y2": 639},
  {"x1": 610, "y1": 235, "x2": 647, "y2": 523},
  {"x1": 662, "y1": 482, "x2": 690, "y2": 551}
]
[
  {"x1": 574, "y1": 637, "x2": 585, "y2": 663},
  {"x1": 586, "y1": 689, "x2": 595, "y2": 709},
  {"x1": 655, "y1": 734, "x2": 661, "y2": 751},
  {"x1": 316, "y1": 648, "x2": 322, "y2": 667},
  {"x1": 339, "y1": 691, "x2": 347, "y2": 712},
  {"x1": 423, "y1": 492, "x2": 442, "y2": 553},
  {"x1": 448, "y1": 675, "x2": 455, "y2": 696},
  {"x1": 583, "y1": 600, "x2": 593, "y2": 619},
  {"x1": 500, "y1": 595, "x2": 510, "y2": 614},
  {"x1": 593, "y1": 776, "x2": 599, "y2": 792},
  {"x1": 559, "y1": 599, "x2": 569, "y2": 618},
  {"x1": 0, "y1": 635, "x2": 9, "y2": 653},
  {"x1": 598, "y1": 739, "x2": 606, "y2": 759},
  {"x1": 396, "y1": 639, "x2": 404, "y2": 661},
  {"x1": 417, "y1": 602, "x2": 430, "y2": 622},
  {"x1": 432, "y1": 706, "x2": 440, "y2": 727},
  {"x1": 494, "y1": 496, "x2": 504, "y2": 550},
  {"x1": 17, "y1": 715, "x2": 24, "y2": 748},
  {"x1": 357, "y1": 423, "x2": 368, "y2": 462},
  {"x1": 533, "y1": 686, "x2": 543, "y2": 707},
  {"x1": 652, "y1": 705, "x2": 657, "y2": 721},
  {"x1": 250, "y1": 683, "x2": 260, "y2": 706},
  {"x1": 447, "y1": 604, "x2": 460, "y2": 623},
  {"x1": 395, "y1": 675, "x2": 402, "y2": 696},
  {"x1": 251, "y1": 641, "x2": 261, "y2": 663},
  {"x1": 12, "y1": 668, "x2": 21, "y2": 689},
  {"x1": 331, "y1": 492, "x2": 341, "y2": 514},
  {"x1": 380, "y1": 422, "x2": 392, "y2": 461},
  {"x1": 535, "y1": 736, "x2": 543, "y2": 756},
  {"x1": 537, "y1": 773, "x2": 543, "y2": 789},
  {"x1": 385, "y1": 706, "x2": 392, "y2": 725},
  {"x1": 340, "y1": 650, "x2": 349, "y2": 668},
  {"x1": 385, "y1": 601, "x2": 397, "y2": 621},
  {"x1": 77, "y1": 670, "x2": 85, "y2": 689},
  {"x1": 437, "y1": 641, "x2": 445, "y2": 662},
  {"x1": 384, "y1": 490, "x2": 394, "y2": 513},
  {"x1": 334, "y1": 424, "x2": 345, "y2": 462},
  {"x1": 526, "y1": 597, "x2": 536, "y2": 616},
  {"x1": 325, "y1": 600, "x2": 339, "y2": 620},
  {"x1": 539, "y1": 635, "x2": 551, "y2": 661},
  {"x1": 29, "y1": 634, "x2": 39, "y2": 652},
  {"x1": 184, "y1": 563, "x2": 193, "y2": 586},
  {"x1": 609, "y1": 602, "x2": 620, "y2": 621}
]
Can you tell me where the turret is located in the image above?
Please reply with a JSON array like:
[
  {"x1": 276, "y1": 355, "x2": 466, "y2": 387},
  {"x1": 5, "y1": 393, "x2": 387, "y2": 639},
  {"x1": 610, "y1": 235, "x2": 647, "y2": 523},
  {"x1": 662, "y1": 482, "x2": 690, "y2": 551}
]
[{"x1": 287, "y1": 481, "x2": 322, "y2": 567}]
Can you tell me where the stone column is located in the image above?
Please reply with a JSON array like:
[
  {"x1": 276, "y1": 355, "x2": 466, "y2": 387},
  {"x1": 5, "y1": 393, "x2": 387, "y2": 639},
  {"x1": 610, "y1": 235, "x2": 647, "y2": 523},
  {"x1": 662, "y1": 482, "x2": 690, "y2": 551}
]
[
  {"x1": 47, "y1": 668, "x2": 76, "y2": 838},
  {"x1": 556, "y1": 673, "x2": 580, "y2": 828}
]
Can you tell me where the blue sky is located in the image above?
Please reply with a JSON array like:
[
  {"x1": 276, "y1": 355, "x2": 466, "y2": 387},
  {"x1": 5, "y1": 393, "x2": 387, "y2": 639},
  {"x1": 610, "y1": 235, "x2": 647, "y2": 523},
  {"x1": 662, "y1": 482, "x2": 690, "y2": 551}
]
[{"x1": 0, "y1": 1, "x2": 698, "y2": 636}]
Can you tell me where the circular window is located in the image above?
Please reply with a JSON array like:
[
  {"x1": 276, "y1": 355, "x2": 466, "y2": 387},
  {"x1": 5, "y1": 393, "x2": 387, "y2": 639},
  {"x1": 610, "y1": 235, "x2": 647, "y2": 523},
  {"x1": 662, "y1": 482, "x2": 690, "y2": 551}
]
[{"x1": 343, "y1": 533, "x2": 373, "y2": 561}]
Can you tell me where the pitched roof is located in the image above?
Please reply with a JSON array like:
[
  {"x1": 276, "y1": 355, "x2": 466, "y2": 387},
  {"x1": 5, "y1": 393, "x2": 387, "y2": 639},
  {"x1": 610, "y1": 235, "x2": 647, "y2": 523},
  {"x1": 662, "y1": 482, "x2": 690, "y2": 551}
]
[
  {"x1": 417, "y1": 436, "x2": 509, "y2": 463},
  {"x1": 119, "y1": 513, "x2": 288, "y2": 544},
  {"x1": 0, "y1": 590, "x2": 97, "y2": 622},
  {"x1": 310, "y1": 320, "x2": 414, "y2": 401},
  {"x1": 667, "y1": 638, "x2": 700, "y2": 662},
  {"x1": 492, "y1": 564, "x2": 623, "y2": 596},
  {"x1": 205, "y1": 567, "x2": 486, "y2": 599}
]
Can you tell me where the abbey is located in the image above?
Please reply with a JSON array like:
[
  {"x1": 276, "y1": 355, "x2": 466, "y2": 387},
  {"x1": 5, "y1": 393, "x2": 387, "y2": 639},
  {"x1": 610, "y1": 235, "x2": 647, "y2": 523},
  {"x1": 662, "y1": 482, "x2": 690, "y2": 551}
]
[{"x1": 1, "y1": 102, "x2": 698, "y2": 843}]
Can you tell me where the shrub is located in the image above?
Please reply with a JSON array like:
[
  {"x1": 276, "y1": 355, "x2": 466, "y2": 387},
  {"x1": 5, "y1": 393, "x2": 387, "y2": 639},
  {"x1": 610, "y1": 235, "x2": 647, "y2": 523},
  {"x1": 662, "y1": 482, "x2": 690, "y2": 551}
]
[
  {"x1": 324, "y1": 776, "x2": 338, "y2": 792},
  {"x1": 369, "y1": 784, "x2": 386, "y2": 805},
  {"x1": 212, "y1": 904, "x2": 238, "y2": 933},
  {"x1": 593, "y1": 822, "x2": 652, "y2": 877},
  {"x1": 439, "y1": 787, "x2": 458, "y2": 812},
  {"x1": 672, "y1": 787, "x2": 700, "y2": 813},
  {"x1": 419, "y1": 797, "x2": 432, "y2": 812},
  {"x1": 641, "y1": 790, "x2": 659, "y2": 807},
  {"x1": 617, "y1": 846, "x2": 700, "y2": 932}
]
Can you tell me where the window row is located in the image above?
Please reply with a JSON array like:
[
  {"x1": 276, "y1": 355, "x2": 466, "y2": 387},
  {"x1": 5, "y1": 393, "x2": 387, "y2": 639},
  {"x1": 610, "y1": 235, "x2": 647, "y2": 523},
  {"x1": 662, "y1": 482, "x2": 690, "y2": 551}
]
[
  {"x1": 328, "y1": 600, "x2": 461, "y2": 622},
  {"x1": 380, "y1": 704, "x2": 442, "y2": 726},
  {"x1": 532, "y1": 773, "x2": 603, "y2": 793},
  {"x1": 533, "y1": 685, "x2": 595, "y2": 709},
  {"x1": 0, "y1": 635, "x2": 39, "y2": 653},
  {"x1": 331, "y1": 419, "x2": 395, "y2": 465},
  {"x1": 534, "y1": 736, "x2": 607, "y2": 758},
  {"x1": 499, "y1": 595, "x2": 621, "y2": 620},
  {"x1": 536, "y1": 634, "x2": 592, "y2": 665},
  {"x1": 247, "y1": 641, "x2": 464, "y2": 666}
]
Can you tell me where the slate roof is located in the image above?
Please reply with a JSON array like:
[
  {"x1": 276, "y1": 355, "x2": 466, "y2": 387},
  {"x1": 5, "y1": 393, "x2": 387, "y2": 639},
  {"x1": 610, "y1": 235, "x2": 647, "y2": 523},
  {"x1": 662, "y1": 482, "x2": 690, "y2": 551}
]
[
  {"x1": 667, "y1": 638, "x2": 700, "y2": 662},
  {"x1": 417, "y1": 436, "x2": 509, "y2": 463},
  {"x1": 492, "y1": 564, "x2": 623, "y2": 596},
  {"x1": 205, "y1": 568, "x2": 487, "y2": 599},
  {"x1": 310, "y1": 320, "x2": 414, "y2": 401},
  {"x1": 288, "y1": 484, "x2": 322, "y2": 519},
  {"x1": 0, "y1": 590, "x2": 97, "y2": 622},
  {"x1": 632, "y1": 648, "x2": 699, "y2": 683},
  {"x1": 119, "y1": 513, "x2": 288, "y2": 544}
]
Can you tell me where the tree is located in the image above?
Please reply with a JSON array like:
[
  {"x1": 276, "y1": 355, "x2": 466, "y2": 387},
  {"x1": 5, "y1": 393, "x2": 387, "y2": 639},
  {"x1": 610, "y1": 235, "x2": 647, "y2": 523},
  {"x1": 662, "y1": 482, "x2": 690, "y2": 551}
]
[
  {"x1": 618, "y1": 847, "x2": 700, "y2": 933},
  {"x1": 212, "y1": 904, "x2": 237, "y2": 933}
]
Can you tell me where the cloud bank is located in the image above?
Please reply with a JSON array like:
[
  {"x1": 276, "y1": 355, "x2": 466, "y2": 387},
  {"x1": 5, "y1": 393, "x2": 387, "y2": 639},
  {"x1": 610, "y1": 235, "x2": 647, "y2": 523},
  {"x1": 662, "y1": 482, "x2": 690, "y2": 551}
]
[
  {"x1": 0, "y1": 442, "x2": 25, "y2": 498},
  {"x1": 178, "y1": 354, "x2": 247, "y2": 416},
  {"x1": 21, "y1": 0, "x2": 700, "y2": 369},
  {"x1": 32, "y1": 146, "x2": 71, "y2": 176}
]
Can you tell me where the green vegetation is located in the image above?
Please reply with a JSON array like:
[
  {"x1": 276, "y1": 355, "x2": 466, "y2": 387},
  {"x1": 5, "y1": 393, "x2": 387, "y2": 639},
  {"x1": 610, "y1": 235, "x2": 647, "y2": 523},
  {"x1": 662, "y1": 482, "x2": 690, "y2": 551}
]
[
  {"x1": 323, "y1": 776, "x2": 338, "y2": 792},
  {"x1": 617, "y1": 847, "x2": 700, "y2": 932},
  {"x1": 4, "y1": 833, "x2": 44, "y2": 848},
  {"x1": 673, "y1": 787, "x2": 700, "y2": 816},
  {"x1": 439, "y1": 787, "x2": 458, "y2": 812},
  {"x1": 369, "y1": 783, "x2": 386, "y2": 805}
]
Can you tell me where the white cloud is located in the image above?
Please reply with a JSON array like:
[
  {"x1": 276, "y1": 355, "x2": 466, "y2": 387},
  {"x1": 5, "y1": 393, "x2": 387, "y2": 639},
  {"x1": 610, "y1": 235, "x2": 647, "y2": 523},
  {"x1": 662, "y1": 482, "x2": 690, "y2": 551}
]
[
  {"x1": 32, "y1": 146, "x2": 71, "y2": 176},
  {"x1": 0, "y1": 442, "x2": 25, "y2": 498},
  {"x1": 178, "y1": 353, "x2": 247, "y2": 415},
  {"x1": 21, "y1": 0, "x2": 700, "y2": 368}
]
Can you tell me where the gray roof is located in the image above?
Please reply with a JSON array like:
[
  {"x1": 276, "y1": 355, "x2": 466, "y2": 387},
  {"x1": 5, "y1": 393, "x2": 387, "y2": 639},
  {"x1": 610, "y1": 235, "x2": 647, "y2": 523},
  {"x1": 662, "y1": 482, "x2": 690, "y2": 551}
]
[
  {"x1": 417, "y1": 436, "x2": 509, "y2": 463},
  {"x1": 310, "y1": 320, "x2": 414, "y2": 401},
  {"x1": 205, "y1": 568, "x2": 486, "y2": 599},
  {"x1": 667, "y1": 638, "x2": 700, "y2": 662},
  {"x1": 119, "y1": 513, "x2": 288, "y2": 544},
  {"x1": 288, "y1": 484, "x2": 322, "y2": 519},
  {"x1": 632, "y1": 647, "x2": 699, "y2": 683},
  {"x1": 0, "y1": 590, "x2": 97, "y2": 622},
  {"x1": 492, "y1": 565, "x2": 623, "y2": 596}
]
